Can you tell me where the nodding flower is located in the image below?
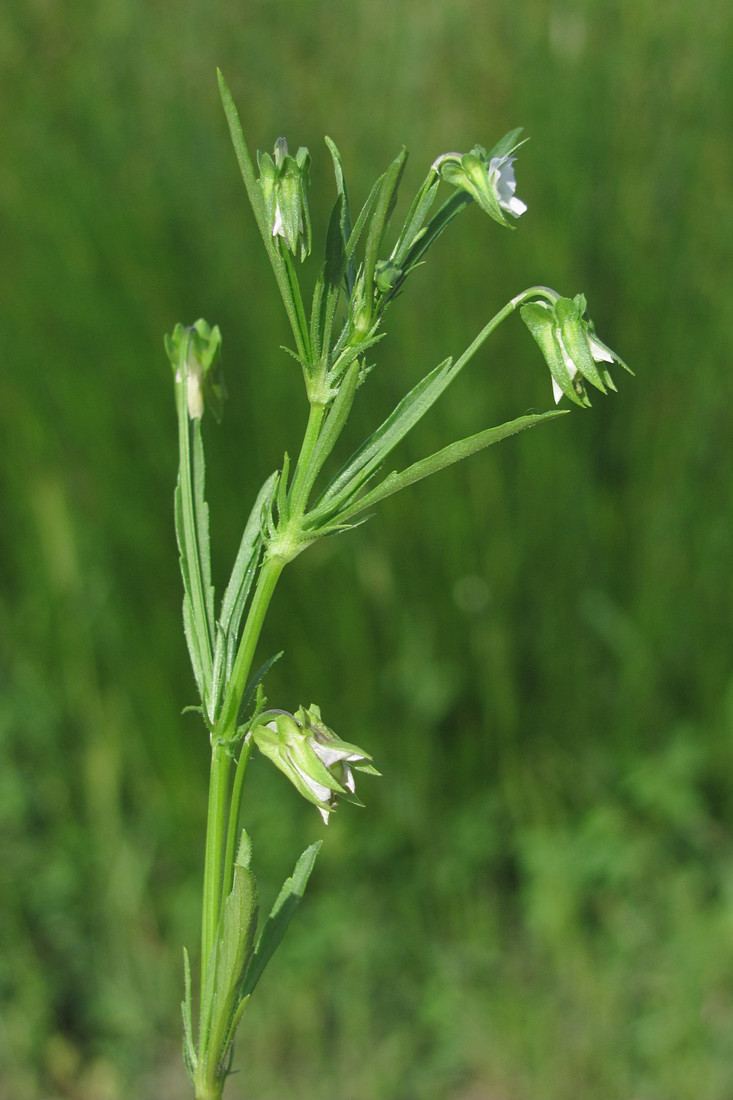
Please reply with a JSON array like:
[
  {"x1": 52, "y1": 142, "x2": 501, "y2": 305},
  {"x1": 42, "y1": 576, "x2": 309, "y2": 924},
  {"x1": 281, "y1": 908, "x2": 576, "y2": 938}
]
[
  {"x1": 432, "y1": 131, "x2": 527, "y2": 227},
  {"x1": 250, "y1": 704, "x2": 379, "y2": 823},
  {"x1": 519, "y1": 292, "x2": 631, "y2": 407}
]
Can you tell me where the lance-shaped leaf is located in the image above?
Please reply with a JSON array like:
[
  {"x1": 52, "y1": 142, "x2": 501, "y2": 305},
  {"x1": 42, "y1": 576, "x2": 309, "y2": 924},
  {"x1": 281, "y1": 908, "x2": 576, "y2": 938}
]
[
  {"x1": 308, "y1": 356, "x2": 456, "y2": 525},
  {"x1": 309, "y1": 194, "x2": 348, "y2": 373},
  {"x1": 325, "y1": 136, "x2": 357, "y2": 296},
  {"x1": 241, "y1": 841, "x2": 321, "y2": 998},
  {"x1": 218, "y1": 472, "x2": 279, "y2": 681},
  {"x1": 361, "y1": 148, "x2": 408, "y2": 325},
  {"x1": 197, "y1": 832, "x2": 259, "y2": 1088},
  {"x1": 332, "y1": 410, "x2": 569, "y2": 522}
]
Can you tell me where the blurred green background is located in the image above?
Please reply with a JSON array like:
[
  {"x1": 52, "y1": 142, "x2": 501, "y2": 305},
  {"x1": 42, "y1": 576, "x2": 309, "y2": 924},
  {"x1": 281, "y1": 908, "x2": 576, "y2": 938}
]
[{"x1": 2, "y1": 0, "x2": 733, "y2": 1097}]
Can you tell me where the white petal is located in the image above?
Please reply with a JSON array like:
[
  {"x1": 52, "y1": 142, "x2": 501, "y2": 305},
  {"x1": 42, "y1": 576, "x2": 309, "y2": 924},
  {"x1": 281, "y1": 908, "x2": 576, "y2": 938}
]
[
  {"x1": 187, "y1": 372, "x2": 205, "y2": 420},
  {"x1": 489, "y1": 155, "x2": 526, "y2": 218},
  {"x1": 313, "y1": 743, "x2": 350, "y2": 768},
  {"x1": 292, "y1": 764, "x2": 332, "y2": 802},
  {"x1": 318, "y1": 806, "x2": 331, "y2": 825},
  {"x1": 342, "y1": 766, "x2": 356, "y2": 794},
  {"x1": 506, "y1": 195, "x2": 527, "y2": 217},
  {"x1": 557, "y1": 333, "x2": 578, "y2": 380},
  {"x1": 272, "y1": 203, "x2": 284, "y2": 238},
  {"x1": 588, "y1": 335, "x2": 614, "y2": 363},
  {"x1": 552, "y1": 376, "x2": 564, "y2": 404}
]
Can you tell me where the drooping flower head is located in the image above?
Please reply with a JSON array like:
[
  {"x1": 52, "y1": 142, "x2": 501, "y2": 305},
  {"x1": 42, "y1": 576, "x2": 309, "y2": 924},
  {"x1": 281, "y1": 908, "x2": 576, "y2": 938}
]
[
  {"x1": 520, "y1": 292, "x2": 631, "y2": 406},
  {"x1": 432, "y1": 128, "x2": 527, "y2": 227},
  {"x1": 250, "y1": 705, "x2": 379, "y2": 823}
]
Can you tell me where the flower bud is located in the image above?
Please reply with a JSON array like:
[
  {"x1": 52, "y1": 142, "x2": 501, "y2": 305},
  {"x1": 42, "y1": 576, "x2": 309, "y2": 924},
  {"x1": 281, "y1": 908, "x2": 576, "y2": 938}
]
[
  {"x1": 258, "y1": 138, "x2": 312, "y2": 260},
  {"x1": 520, "y1": 293, "x2": 630, "y2": 406},
  {"x1": 251, "y1": 704, "x2": 379, "y2": 823},
  {"x1": 165, "y1": 319, "x2": 225, "y2": 421}
]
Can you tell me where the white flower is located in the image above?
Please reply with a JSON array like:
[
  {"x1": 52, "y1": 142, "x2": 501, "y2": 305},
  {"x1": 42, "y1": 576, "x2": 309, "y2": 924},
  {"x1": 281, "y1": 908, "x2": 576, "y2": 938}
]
[{"x1": 488, "y1": 155, "x2": 527, "y2": 219}]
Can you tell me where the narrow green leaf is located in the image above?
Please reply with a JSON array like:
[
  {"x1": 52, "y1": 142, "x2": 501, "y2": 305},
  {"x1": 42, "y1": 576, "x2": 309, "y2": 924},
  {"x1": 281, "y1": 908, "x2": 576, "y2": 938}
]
[
  {"x1": 325, "y1": 136, "x2": 356, "y2": 294},
  {"x1": 219, "y1": 472, "x2": 279, "y2": 678},
  {"x1": 488, "y1": 127, "x2": 526, "y2": 160},
  {"x1": 181, "y1": 946, "x2": 197, "y2": 1079},
  {"x1": 310, "y1": 356, "x2": 456, "y2": 520},
  {"x1": 397, "y1": 190, "x2": 473, "y2": 282},
  {"x1": 174, "y1": 359, "x2": 214, "y2": 706},
  {"x1": 336, "y1": 410, "x2": 569, "y2": 520},
  {"x1": 198, "y1": 831, "x2": 259, "y2": 1073},
  {"x1": 276, "y1": 454, "x2": 290, "y2": 524},
  {"x1": 390, "y1": 171, "x2": 441, "y2": 270},
  {"x1": 345, "y1": 177, "x2": 381, "y2": 267},
  {"x1": 217, "y1": 70, "x2": 272, "y2": 249},
  {"x1": 218, "y1": 70, "x2": 311, "y2": 365},
  {"x1": 237, "y1": 651, "x2": 284, "y2": 728},
  {"x1": 309, "y1": 267, "x2": 326, "y2": 365},
  {"x1": 310, "y1": 195, "x2": 347, "y2": 371},
  {"x1": 363, "y1": 148, "x2": 408, "y2": 314},
  {"x1": 241, "y1": 841, "x2": 322, "y2": 998},
  {"x1": 192, "y1": 421, "x2": 215, "y2": 640}
]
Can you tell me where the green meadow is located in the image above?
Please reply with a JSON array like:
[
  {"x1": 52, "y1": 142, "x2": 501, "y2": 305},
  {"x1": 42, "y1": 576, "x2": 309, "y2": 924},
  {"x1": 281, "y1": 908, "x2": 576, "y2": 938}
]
[{"x1": 2, "y1": 1, "x2": 733, "y2": 1097}]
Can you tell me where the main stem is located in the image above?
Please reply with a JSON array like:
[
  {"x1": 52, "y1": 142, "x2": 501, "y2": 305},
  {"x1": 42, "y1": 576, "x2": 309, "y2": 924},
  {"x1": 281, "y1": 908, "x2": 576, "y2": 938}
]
[{"x1": 200, "y1": 552, "x2": 285, "y2": 989}]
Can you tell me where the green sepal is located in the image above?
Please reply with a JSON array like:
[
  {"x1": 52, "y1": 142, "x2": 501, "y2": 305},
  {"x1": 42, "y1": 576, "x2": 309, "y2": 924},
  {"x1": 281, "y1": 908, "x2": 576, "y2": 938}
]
[
  {"x1": 439, "y1": 150, "x2": 508, "y2": 227},
  {"x1": 520, "y1": 302, "x2": 589, "y2": 407},
  {"x1": 241, "y1": 841, "x2": 322, "y2": 998},
  {"x1": 166, "y1": 320, "x2": 226, "y2": 422},
  {"x1": 555, "y1": 295, "x2": 607, "y2": 393}
]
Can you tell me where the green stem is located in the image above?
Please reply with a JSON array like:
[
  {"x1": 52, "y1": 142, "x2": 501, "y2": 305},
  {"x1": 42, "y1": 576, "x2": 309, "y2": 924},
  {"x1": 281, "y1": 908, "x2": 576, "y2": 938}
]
[
  {"x1": 200, "y1": 743, "x2": 230, "y2": 987},
  {"x1": 288, "y1": 399, "x2": 327, "y2": 516},
  {"x1": 221, "y1": 738, "x2": 253, "y2": 901},
  {"x1": 200, "y1": 553, "x2": 285, "y2": 989}
]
